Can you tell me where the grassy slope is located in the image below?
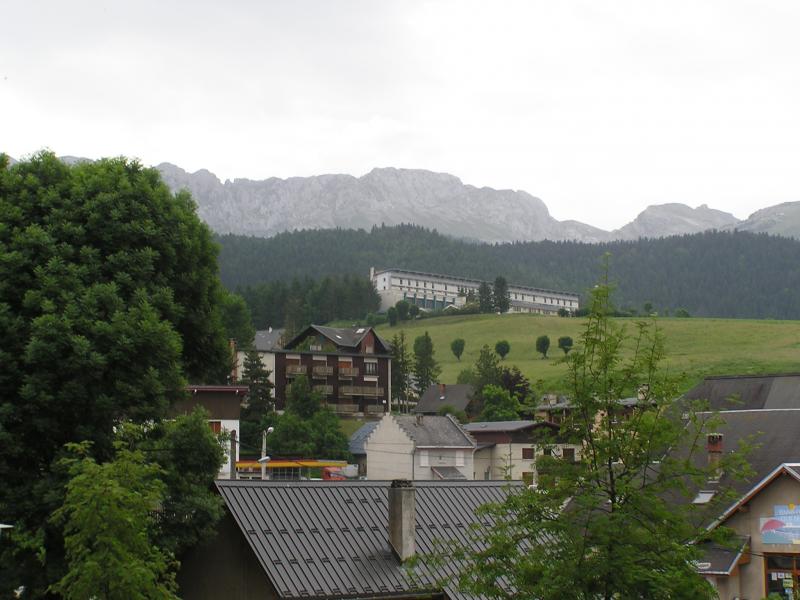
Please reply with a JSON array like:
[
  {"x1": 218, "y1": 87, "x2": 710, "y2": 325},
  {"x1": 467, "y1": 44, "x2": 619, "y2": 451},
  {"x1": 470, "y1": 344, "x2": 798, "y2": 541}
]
[{"x1": 377, "y1": 314, "x2": 800, "y2": 393}]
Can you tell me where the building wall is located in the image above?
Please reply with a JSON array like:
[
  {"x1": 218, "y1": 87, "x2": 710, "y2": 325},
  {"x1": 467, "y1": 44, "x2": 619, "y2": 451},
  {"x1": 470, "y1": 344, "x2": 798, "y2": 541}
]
[
  {"x1": 412, "y1": 446, "x2": 474, "y2": 481},
  {"x1": 178, "y1": 513, "x2": 279, "y2": 600},
  {"x1": 716, "y1": 474, "x2": 800, "y2": 600},
  {"x1": 235, "y1": 350, "x2": 277, "y2": 387},
  {"x1": 217, "y1": 419, "x2": 240, "y2": 479},
  {"x1": 472, "y1": 442, "x2": 582, "y2": 482},
  {"x1": 371, "y1": 268, "x2": 580, "y2": 315},
  {"x1": 365, "y1": 415, "x2": 415, "y2": 480}
]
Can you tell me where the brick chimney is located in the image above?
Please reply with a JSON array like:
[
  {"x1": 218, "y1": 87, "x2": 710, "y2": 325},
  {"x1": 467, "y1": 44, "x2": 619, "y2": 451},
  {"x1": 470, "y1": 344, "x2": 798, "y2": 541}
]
[
  {"x1": 388, "y1": 479, "x2": 415, "y2": 561},
  {"x1": 707, "y1": 433, "x2": 723, "y2": 480},
  {"x1": 439, "y1": 383, "x2": 446, "y2": 398}
]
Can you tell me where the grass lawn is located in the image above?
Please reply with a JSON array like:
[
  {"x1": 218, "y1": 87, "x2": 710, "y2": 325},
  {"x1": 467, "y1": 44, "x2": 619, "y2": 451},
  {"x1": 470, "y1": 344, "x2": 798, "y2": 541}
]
[
  {"x1": 377, "y1": 313, "x2": 800, "y2": 393},
  {"x1": 338, "y1": 416, "x2": 368, "y2": 437}
]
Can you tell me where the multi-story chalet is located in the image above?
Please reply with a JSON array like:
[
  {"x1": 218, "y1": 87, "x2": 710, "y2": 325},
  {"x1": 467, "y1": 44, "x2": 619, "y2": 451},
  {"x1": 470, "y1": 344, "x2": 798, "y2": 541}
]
[
  {"x1": 273, "y1": 325, "x2": 392, "y2": 416},
  {"x1": 370, "y1": 266, "x2": 580, "y2": 315}
]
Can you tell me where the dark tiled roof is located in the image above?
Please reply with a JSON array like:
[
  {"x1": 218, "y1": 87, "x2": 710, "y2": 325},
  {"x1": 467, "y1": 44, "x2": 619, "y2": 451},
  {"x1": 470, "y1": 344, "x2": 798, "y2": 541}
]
[
  {"x1": 254, "y1": 328, "x2": 285, "y2": 351},
  {"x1": 464, "y1": 420, "x2": 540, "y2": 433},
  {"x1": 349, "y1": 421, "x2": 380, "y2": 456},
  {"x1": 215, "y1": 479, "x2": 522, "y2": 599},
  {"x1": 683, "y1": 374, "x2": 800, "y2": 411},
  {"x1": 414, "y1": 384, "x2": 474, "y2": 414},
  {"x1": 285, "y1": 325, "x2": 390, "y2": 354},
  {"x1": 696, "y1": 536, "x2": 749, "y2": 575},
  {"x1": 394, "y1": 415, "x2": 475, "y2": 448}
]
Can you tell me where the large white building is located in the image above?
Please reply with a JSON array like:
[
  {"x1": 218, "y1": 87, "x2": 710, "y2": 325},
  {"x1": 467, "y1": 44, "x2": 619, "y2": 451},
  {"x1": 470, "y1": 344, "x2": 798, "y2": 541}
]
[{"x1": 370, "y1": 267, "x2": 580, "y2": 315}]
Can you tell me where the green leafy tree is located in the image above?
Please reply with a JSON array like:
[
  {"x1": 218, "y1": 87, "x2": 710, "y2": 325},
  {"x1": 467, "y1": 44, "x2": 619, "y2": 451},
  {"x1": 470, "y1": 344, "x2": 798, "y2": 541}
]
[
  {"x1": 391, "y1": 332, "x2": 413, "y2": 413},
  {"x1": 0, "y1": 153, "x2": 231, "y2": 593},
  {"x1": 440, "y1": 277, "x2": 751, "y2": 600},
  {"x1": 220, "y1": 290, "x2": 255, "y2": 348},
  {"x1": 536, "y1": 334, "x2": 550, "y2": 358},
  {"x1": 268, "y1": 412, "x2": 315, "y2": 457},
  {"x1": 413, "y1": 331, "x2": 441, "y2": 396},
  {"x1": 478, "y1": 282, "x2": 494, "y2": 313},
  {"x1": 478, "y1": 385, "x2": 521, "y2": 422},
  {"x1": 557, "y1": 335, "x2": 574, "y2": 355},
  {"x1": 285, "y1": 375, "x2": 321, "y2": 419},
  {"x1": 557, "y1": 307, "x2": 570, "y2": 317},
  {"x1": 437, "y1": 404, "x2": 468, "y2": 423},
  {"x1": 310, "y1": 408, "x2": 351, "y2": 459},
  {"x1": 493, "y1": 276, "x2": 510, "y2": 313},
  {"x1": 466, "y1": 345, "x2": 503, "y2": 416},
  {"x1": 450, "y1": 338, "x2": 466, "y2": 361},
  {"x1": 499, "y1": 365, "x2": 531, "y2": 400},
  {"x1": 494, "y1": 340, "x2": 510, "y2": 360},
  {"x1": 395, "y1": 300, "x2": 410, "y2": 321},
  {"x1": 51, "y1": 442, "x2": 177, "y2": 600},
  {"x1": 644, "y1": 301, "x2": 654, "y2": 315},
  {"x1": 408, "y1": 304, "x2": 420, "y2": 318},
  {"x1": 387, "y1": 306, "x2": 398, "y2": 326}
]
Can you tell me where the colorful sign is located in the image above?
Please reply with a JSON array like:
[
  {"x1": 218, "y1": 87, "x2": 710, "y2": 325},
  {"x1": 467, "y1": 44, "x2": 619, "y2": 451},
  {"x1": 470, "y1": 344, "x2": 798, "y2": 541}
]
[{"x1": 760, "y1": 504, "x2": 800, "y2": 544}]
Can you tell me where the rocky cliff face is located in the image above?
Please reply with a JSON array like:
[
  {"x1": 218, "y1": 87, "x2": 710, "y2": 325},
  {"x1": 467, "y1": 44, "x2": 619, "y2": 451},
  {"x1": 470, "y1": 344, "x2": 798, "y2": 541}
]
[
  {"x1": 156, "y1": 164, "x2": 613, "y2": 243},
  {"x1": 612, "y1": 203, "x2": 740, "y2": 240},
  {"x1": 733, "y1": 202, "x2": 800, "y2": 238}
]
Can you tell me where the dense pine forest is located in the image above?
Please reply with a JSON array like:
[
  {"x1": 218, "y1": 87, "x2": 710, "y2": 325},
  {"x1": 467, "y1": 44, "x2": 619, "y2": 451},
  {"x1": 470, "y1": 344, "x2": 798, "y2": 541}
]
[{"x1": 217, "y1": 225, "x2": 800, "y2": 319}]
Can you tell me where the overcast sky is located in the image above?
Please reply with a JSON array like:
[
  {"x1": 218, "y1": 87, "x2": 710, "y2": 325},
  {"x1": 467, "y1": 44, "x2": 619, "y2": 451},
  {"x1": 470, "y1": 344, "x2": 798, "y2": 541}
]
[{"x1": 2, "y1": 1, "x2": 799, "y2": 230}]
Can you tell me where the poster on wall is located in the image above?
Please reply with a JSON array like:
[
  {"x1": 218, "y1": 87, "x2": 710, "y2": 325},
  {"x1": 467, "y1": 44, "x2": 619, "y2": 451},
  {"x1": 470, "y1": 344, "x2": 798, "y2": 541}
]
[{"x1": 761, "y1": 504, "x2": 800, "y2": 544}]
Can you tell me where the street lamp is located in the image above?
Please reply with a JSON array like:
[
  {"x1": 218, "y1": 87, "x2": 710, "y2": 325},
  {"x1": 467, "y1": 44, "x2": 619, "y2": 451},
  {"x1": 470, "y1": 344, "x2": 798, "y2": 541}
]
[{"x1": 260, "y1": 427, "x2": 274, "y2": 480}]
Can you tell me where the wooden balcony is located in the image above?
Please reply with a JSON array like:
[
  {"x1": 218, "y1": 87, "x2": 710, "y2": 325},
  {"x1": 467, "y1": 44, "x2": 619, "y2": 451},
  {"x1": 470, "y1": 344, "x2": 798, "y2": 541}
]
[
  {"x1": 313, "y1": 385, "x2": 334, "y2": 395},
  {"x1": 340, "y1": 386, "x2": 385, "y2": 397},
  {"x1": 312, "y1": 365, "x2": 334, "y2": 377},
  {"x1": 338, "y1": 367, "x2": 359, "y2": 378},
  {"x1": 286, "y1": 365, "x2": 307, "y2": 377}
]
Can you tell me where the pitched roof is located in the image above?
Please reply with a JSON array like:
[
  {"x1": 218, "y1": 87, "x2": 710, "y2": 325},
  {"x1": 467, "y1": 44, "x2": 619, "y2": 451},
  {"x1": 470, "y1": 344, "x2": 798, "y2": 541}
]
[
  {"x1": 393, "y1": 415, "x2": 475, "y2": 448},
  {"x1": 431, "y1": 466, "x2": 468, "y2": 480},
  {"x1": 254, "y1": 328, "x2": 285, "y2": 352},
  {"x1": 284, "y1": 325, "x2": 390, "y2": 354},
  {"x1": 682, "y1": 374, "x2": 800, "y2": 411},
  {"x1": 349, "y1": 421, "x2": 380, "y2": 456},
  {"x1": 414, "y1": 384, "x2": 474, "y2": 414},
  {"x1": 696, "y1": 536, "x2": 750, "y2": 576},
  {"x1": 215, "y1": 479, "x2": 522, "y2": 599},
  {"x1": 464, "y1": 420, "x2": 543, "y2": 433}
]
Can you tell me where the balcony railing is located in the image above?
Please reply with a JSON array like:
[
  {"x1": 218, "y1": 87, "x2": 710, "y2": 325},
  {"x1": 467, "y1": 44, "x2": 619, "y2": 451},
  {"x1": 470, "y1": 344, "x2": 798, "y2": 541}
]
[
  {"x1": 286, "y1": 365, "x2": 307, "y2": 377},
  {"x1": 329, "y1": 403, "x2": 359, "y2": 414},
  {"x1": 313, "y1": 385, "x2": 334, "y2": 395},
  {"x1": 312, "y1": 365, "x2": 334, "y2": 377},
  {"x1": 340, "y1": 386, "x2": 385, "y2": 397},
  {"x1": 338, "y1": 367, "x2": 359, "y2": 378}
]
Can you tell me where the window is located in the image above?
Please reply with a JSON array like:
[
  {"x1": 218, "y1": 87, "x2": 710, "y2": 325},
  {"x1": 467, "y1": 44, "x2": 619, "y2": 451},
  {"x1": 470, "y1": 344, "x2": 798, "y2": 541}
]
[
  {"x1": 208, "y1": 421, "x2": 222, "y2": 434},
  {"x1": 563, "y1": 448, "x2": 576, "y2": 463},
  {"x1": 765, "y1": 554, "x2": 800, "y2": 596},
  {"x1": 522, "y1": 447, "x2": 534, "y2": 460},
  {"x1": 419, "y1": 450, "x2": 429, "y2": 467},
  {"x1": 543, "y1": 447, "x2": 553, "y2": 457},
  {"x1": 364, "y1": 362, "x2": 377, "y2": 375}
]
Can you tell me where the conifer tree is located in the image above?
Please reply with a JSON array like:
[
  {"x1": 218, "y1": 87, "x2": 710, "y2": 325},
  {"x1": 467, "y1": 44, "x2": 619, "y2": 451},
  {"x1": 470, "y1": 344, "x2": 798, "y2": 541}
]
[{"x1": 413, "y1": 331, "x2": 441, "y2": 396}]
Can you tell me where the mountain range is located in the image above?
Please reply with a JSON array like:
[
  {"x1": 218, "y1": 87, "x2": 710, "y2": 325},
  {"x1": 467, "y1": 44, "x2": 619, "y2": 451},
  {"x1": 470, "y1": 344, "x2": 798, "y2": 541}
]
[{"x1": 155, "y1": 163, "x2": 797, "y2": 243}]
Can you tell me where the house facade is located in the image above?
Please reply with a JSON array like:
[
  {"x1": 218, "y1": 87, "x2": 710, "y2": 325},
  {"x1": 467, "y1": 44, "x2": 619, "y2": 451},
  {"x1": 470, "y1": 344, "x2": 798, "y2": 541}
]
[
  {"x1": 370, "y1": 266, "x2": 580, "y2": 315},
  {"x1": 365, "y1": 414, "x2": 476, "y2": 480},
  {"x1": 466, "y1": 420, "x2": 582, "y2": 484},
  {"x1": 273, "y1": 325, "x2": 391, "y2": 416},
  {"x1": 233, "y1": 327, "x2": 285, "y2": 386}
]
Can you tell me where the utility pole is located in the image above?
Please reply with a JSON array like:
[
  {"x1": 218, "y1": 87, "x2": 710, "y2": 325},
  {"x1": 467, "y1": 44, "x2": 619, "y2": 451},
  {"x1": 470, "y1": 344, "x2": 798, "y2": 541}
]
[
  {"x1": 229, "y1": 429, "x2": 237, "y2": 480},
  {"x1": 261, "y1": 429, "x2": 268, "y2": 481}
]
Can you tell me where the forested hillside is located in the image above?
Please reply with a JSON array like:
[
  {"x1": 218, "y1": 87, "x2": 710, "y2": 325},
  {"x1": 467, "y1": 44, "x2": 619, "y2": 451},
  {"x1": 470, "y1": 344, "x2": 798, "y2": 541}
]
[{"x1": 217, "y1": 225, "x2": 800, "y2": 319}]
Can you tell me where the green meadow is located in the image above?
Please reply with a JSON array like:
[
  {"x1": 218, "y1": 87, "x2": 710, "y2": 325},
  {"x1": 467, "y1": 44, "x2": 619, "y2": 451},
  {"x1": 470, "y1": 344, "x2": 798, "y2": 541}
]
[{"x1": 377, "y1": 313, "x2": 800, "y2": 393}]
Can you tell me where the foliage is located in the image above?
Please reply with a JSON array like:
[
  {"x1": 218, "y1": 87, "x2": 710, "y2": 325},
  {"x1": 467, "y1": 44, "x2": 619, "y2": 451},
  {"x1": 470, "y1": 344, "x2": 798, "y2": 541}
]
[
  {"x1": 450, "y1": 338, "x2": 466, "y2": 361},
  {"x1": 391, "y1": 332, "x2": 413, "y2": 413},
  {"x1": 437, "y1": 404, "x2": 468, "y2": 423},
  {"x1": 439, "y1": 277, "x2": 751, "y2": 600},
  {"x1": 238, "y1": 274, "x2": 380, "y2": 330},
  {"x1": 267, "y1": 412, "x2": 315, "y2": 457},
  {"x1": 675, "y1": 307, "x2": 691, "y2": 318},
  {"x1": 0, "y1": 152, "x2": 231, "y2": 593},
  {"x1": 557, "y1": 335, "x2": 574, "y2": 355},
  {"x1": 493, "y1": 276, "x2": 510, "y2": 313},
  {"x1": 478, "y1": 385, "x2": 521, "y2": 422},
  {"x1": 499, "y1": 365, "x2": 531, "y2": 400},
  {"x1": 478, "y1": 282, "x2": 494, "y2": 313},
  {"x1": 50, "y1": 442, "x2": 177, "y2": 600},
  {"x1": 387, "y1": 306, "x2": 398, "y2": 326},
  {"x1": 285, "y1": 375, "x2": 322, "y2": 419},
  {"x1": 219, "y1": 290, "x2": 255, "y2": 347},
  {"x1": 309, "y1": 408, "x2": 351, "y2": 459},
  {"x1": 395, "y1": 300, "x2": 410, "y2": 321},
  {"x1": 216, "y1": 224, "x2": 800, "y2": 319},
  {"x1": 413, "y1": 331, "x2": 441, "y2": 396},
  {"x1": 494, "y1": 340, "x2": 510, "y2": 359},
  {"x1": 409, "y1": 304, "x2": 420, "y2": 318},
  {"x1": 536, "y1": 334, "x2": 550, "y2": 358},
  {"x1": 239, "y1": 348, "x2": 275, "y2": 452},
  {"x1": 142, "y1": 410, "x2": 226, "y2": 556}
]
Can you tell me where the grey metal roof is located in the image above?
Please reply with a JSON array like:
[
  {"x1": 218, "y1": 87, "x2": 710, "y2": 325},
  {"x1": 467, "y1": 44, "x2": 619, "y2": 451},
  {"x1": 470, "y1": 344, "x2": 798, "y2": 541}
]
[
  {"x1": 254, "y1": 328, "x2": 285, "y2": 351},
  {"x1": 394, "y1": 415, "x2": 475, "y2": 448},
  {"x1": 431, "y1": 466, "x2": 468, "y2": 480},
  {"x1": 215, "y1": 479, "x2": 522, "y2": 599},
  {"x1": 464, "y1": 420, "x2": 540, "y2": 433},
  {"x1": 683, "y1": 374, "x2": 800, "y2": 411},
  {"x1": 414, "y1": 384, "x2": 474, "y2": 414},
  {"x1": 349, "y1": 421, "x2": 380, "y2": 456}
]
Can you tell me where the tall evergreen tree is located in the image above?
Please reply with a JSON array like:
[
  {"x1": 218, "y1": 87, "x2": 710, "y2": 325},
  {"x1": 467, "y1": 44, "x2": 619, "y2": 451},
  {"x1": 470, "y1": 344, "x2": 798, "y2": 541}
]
[
  {"x1": 391, "y1": 332, "x2": 413, "y2": 413},
  {"x1": 478, "y1": 281, "x2": 494, "y2": 313},
  {"x1": 413, "y1": 331, "x2": 441, "y2": 396},
  {"x1": 239, "y1": 349, "x2": 274, "y2": 451},
  {"x1": 493, "y1": 276, "x2": 511, "y2": 313}
]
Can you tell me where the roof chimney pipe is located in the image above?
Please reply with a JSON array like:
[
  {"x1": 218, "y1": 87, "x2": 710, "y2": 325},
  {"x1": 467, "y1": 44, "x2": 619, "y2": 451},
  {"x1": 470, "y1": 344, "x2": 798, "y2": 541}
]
[
  {"x1": 388, "y1": 479, "x2": 415, "y2": 562},
  {"x1": 707, "y1": 433, "x2": 724, "y2": 481}
]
